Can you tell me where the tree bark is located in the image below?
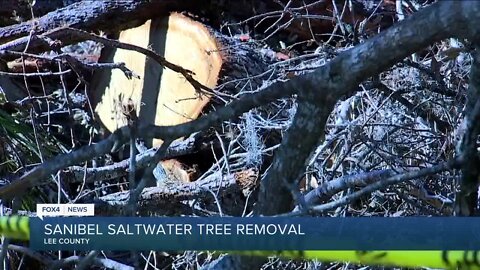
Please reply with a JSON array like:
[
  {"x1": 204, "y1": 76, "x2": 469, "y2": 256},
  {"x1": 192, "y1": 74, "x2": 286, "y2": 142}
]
[{"x1": 0, "y1": 0, "x2": 200, "y2": 54}]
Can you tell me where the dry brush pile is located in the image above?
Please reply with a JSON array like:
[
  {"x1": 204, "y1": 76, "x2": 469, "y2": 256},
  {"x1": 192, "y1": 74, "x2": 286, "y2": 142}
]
[{"x1": 0, "y1": 0, "x2": 479, "y2": 269}]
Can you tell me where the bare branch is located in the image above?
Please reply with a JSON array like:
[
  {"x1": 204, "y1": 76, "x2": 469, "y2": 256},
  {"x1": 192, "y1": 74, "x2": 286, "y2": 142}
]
[{"x1": 255, "y1": 0, "x2": 480, "y2": 215}]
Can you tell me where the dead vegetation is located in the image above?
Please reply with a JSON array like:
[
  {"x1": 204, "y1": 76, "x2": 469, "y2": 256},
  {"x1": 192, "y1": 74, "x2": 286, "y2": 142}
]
[{"x1": 0, "y1": 0, "x2": 479, "y2": 269}]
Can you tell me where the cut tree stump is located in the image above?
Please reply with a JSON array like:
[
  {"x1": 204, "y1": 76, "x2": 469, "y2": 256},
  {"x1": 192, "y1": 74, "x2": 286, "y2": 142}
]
[
  {"x1": 92, "y1": 13, "x2": 222, "y2": 147},
  {"x1": 91, "y1": 12, "x2": 273, "y2": 183}
]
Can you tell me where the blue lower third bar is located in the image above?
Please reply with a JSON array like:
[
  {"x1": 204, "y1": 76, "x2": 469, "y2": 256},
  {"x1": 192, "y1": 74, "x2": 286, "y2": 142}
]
[{"x1": 29, "y1": 217, "x2": 480, "y2": 251}]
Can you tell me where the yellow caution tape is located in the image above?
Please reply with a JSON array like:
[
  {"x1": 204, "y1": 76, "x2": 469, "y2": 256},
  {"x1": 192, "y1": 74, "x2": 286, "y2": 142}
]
[
  {"x1": 0, "y1": 215, "x2": 29, "y2": 240},
  {"x1": 228, "y1": 250, "x2": 480, "y2": 269}
]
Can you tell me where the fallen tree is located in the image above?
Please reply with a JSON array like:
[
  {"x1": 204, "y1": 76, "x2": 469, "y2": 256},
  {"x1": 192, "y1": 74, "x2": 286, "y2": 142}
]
[{"x1": 0, "y1": 1, "x2": 480, "y2": 269}]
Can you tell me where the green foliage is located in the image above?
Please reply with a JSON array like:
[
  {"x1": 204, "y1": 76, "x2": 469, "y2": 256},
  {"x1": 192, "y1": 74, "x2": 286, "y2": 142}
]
[{"x1": 0, "y1": 93, "x2": 66, "y2": 209}]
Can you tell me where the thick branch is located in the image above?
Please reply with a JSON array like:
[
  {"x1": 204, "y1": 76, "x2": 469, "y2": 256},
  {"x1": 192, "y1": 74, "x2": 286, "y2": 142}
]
[
  {"x1": 280, "y1": 157, "x2": 462, "y2": 217},
  {"x1": 308, "y1": 158, "x2": 461, "y2": 214},
  {"x1": 454, "y1": 46, "x2": 480, "y2": 216},
  {"x1": 64, "y1": 136, "x2": 197, "y2": 184},
  {"x1": 98, "y1": 169, "x2": 258, "y2": 206},
  {"x1": 303, "y1": 169, "x2": 395, "y2": 206},
  {"x1": 0, "y1": 0, "x2": 197, "y2": 51}
]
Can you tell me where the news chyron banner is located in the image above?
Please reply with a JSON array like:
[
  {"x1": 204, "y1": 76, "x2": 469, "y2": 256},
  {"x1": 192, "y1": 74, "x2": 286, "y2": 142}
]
[{"x1": 31, "y1": 204, "x2": 480, "y2": 250}]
